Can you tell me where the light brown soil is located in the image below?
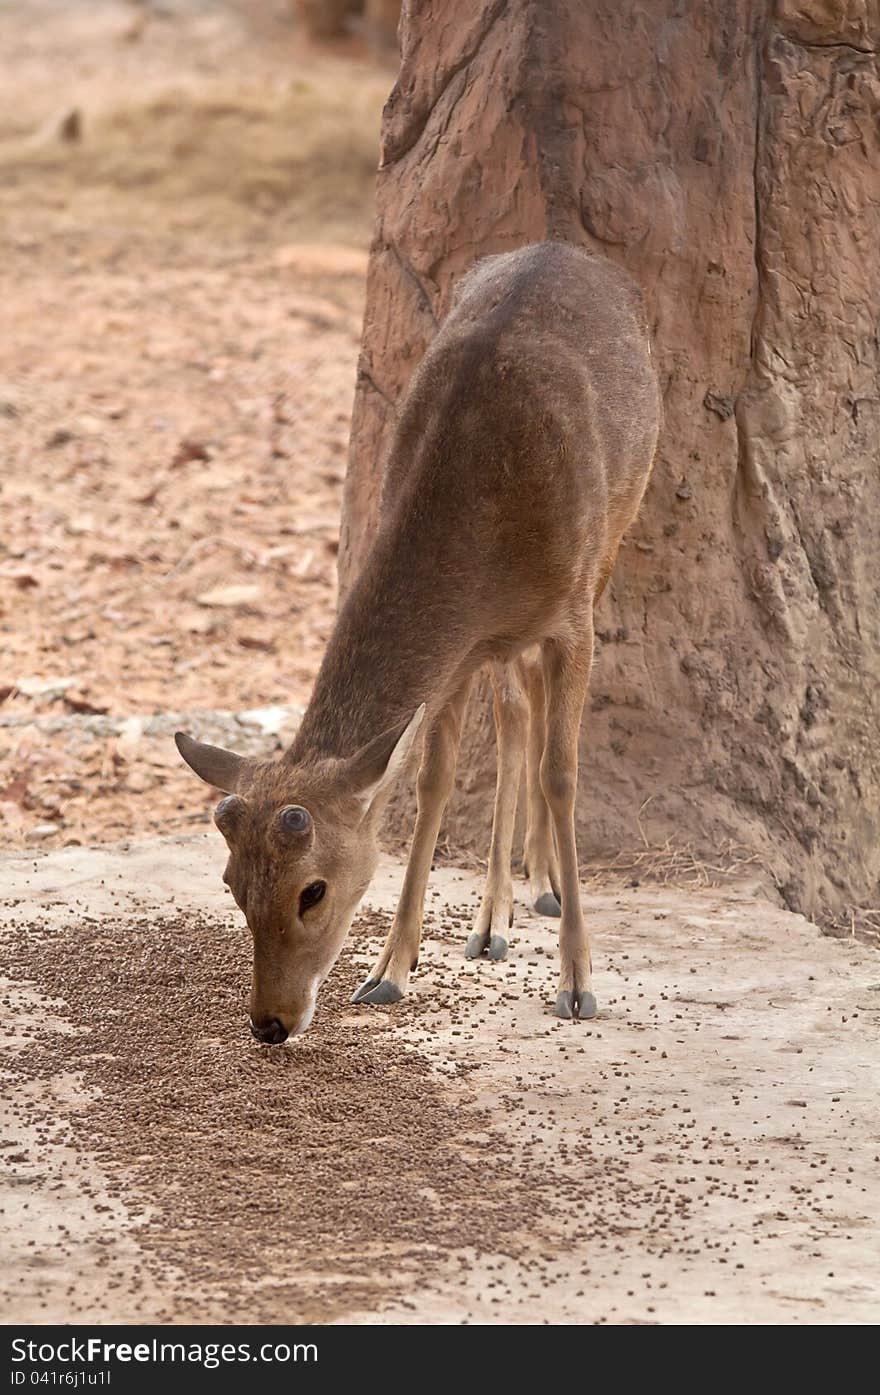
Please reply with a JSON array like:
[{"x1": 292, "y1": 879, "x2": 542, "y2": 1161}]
[
  {"x1": 2, "y1": 837, "x2": 879, "y2": 1324},
  {"x1": 0, "y1": 0, "x2": 389, "y2": 849}
]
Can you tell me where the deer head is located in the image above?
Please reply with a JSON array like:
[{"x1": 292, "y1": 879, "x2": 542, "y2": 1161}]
[{"x1": 174, "y1": 705, "x2": 424, "y2": 1043}]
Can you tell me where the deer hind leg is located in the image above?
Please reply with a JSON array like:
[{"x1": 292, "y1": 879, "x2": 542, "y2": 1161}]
[
  {"x1": 465, "y1": 660, "x2": 528, "y2": 962},
  {"x1": 593, "y1": 541, "x2": 620, "y2": 605},
  {"x1": 521, "y1": 649, "x2": 562, "y2": 917},
  {"x1": 352, "y1": 679, "x2": 471, "y2": 1006},
  {"x1": 541, "y1": 624, "x2": 597, "y2": 1020}
]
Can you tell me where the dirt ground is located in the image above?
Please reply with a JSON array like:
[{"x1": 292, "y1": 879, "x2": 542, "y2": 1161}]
[
  {"x1": 2, "y1": 1, "x2": 879, "y2": 1330},
  {"x1": 0, "y1": 0, "x2": 388, "y2": 849},
  {"x1": 2, "y1": 836, "x2": 879, "y2": 1325}
]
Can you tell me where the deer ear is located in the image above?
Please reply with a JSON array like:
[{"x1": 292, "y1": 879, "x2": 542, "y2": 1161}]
[
  {"x1": 174, "y1": 732, "x2": 249, "y2": 794},
  {"x1": 346, "y1": 705, "x2": 426, "y2": 814}
]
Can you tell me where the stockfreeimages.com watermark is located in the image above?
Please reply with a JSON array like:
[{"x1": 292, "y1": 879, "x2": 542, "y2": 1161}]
[{"x1": 10, "y1": 1338, "x2": 317, "y2": 1374}]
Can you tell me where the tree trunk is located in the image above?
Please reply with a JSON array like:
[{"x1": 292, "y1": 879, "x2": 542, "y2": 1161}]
[{"x1": 339, "y1": 0, "x2": 880, "y2": 923}]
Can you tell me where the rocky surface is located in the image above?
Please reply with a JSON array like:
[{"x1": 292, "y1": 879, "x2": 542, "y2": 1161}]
[{"x1": 341, "y1": 0, "x2": 880, "y2": 927}]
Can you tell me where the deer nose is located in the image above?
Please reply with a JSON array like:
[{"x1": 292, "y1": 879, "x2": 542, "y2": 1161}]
[{"x1": 249, "y1": 1016, "x2": 289, "y2": 1045}]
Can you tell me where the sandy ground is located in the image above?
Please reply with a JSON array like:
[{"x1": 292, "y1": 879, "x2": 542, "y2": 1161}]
[{"x1": 2, "y1": 836, "x2": 878, "y2": 1325}]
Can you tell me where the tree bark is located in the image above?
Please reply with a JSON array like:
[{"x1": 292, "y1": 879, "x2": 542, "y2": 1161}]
[{"x1": 340, "y1": 0, "x2": 880, "y2": 922}]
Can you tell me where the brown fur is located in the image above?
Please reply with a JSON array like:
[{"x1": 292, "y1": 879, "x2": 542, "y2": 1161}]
[{"x1": 176, "y1": 242, "x2": 661, "y2": 1037}]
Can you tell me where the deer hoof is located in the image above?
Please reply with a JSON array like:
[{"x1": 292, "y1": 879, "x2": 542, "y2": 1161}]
[
  {"x1": 555, "y1": 990, "x2": 573, "y2": 1019},
  {"x1": 356, "y1": 979, "x2": 405, "y2": 1005},
  {"x1": 351, "y1": 977, "x2": 380, "y2": 1003},
  {"x1": 535, "y1": 891, "x2": 562, "y2": 918},
  {"x1": 576, "y1": 989, "x2": 598, "y2": 1020},
  {"x1": 488, "y1": 934, "x2": 508, "y2": 960},
  {"x1": 555, "y1": 989, "x2": 598, "y2": 1020}
]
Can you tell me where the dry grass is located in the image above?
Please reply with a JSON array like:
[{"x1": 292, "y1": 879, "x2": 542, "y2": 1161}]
[
  {"x1": 576, "y1": 793, "x2": 776, "y2": 890},
  {"x1": 823, "y1": 907, "x2": 880, "y2": 946},
  {"x1": 580, "y1": 838, "x2": 775, "y2": 892}
]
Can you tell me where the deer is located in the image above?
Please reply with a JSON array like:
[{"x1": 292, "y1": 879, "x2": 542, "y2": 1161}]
[{"x1": 175, "y1": 241, "x2": 661, "y2": 1043}]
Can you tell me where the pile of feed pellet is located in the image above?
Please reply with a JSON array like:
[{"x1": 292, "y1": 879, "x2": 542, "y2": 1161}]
[{"x1": 2, "y1": 907, "x2": 554, "y2": 1322}]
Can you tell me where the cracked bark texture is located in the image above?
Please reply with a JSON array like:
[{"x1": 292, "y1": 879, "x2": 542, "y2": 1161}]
[{"x1": 339, "y1": 0, "x2": 880, "y2": 921}]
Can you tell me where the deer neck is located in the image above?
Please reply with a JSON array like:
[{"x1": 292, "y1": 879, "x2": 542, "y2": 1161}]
[{"x1": 288, "y1": 532, "x2": 466, "y2": 761}]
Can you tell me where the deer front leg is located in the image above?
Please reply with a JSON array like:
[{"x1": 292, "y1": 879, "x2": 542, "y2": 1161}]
[
  {"x1": 522, "y1": 650, "x2": 562, "y2": 917},
  {"x1": 352, "y1": 681, "x2": 470, "y2": 1005},
  {"x1": 540, "y1": 628, "x2": 597, "y2": 1020},
  {"x1": 465, "y1": 662, "x2": 528, "y2": 962}
]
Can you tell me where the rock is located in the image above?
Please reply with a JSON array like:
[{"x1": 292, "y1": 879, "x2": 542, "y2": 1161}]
[
  {"x1": 57, "y1": 109, "x2": 81, "y2": 143},
  {"x1": 46, "y1": 428, "x2": 74, "y2": 449},
  {"x1": 0, "y1": 706, "x2": 303, "y2": 753},
  {"x1": 237, "y1": 705, "x2": 295, "y2": 738},
  {"x1": 62, "y1": 692, "x2": 110, "y2": 716},
  {"x1": 177, "y1": 611, "x2": 216, "y2": 635},
  {"x1": 16, "y1": 677, "x2": 75, "y2": 699},
  {"x1": 171, "y1": 439, "x2": 210, "y2": 468},
  {"x1": 25, "y1": 824, "x2": 59, "y2": 842},
  {"x1": 115, "y1": 717, "x2": 145, "y2": 762},
  {"x1": 339, "y1": 0, "x2": 880, "y2": 924},
  {"x1": 195, "y1": 584, "x2": 262, "y2": 610},
  {"x1": 74, "y1": 414, "x2": 103, "y2": 435},
  {"x1": 29, "y1": 107, "x2": 82, "y2": 146}
]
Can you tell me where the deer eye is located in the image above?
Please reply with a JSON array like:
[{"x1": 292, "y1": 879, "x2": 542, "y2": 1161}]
[
  {"x1": 299, "y1": 880, "x2": 326, "y2": 915},
  {"x1": 279, "y1": 804, "x2": 311, "y2": 835}
]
